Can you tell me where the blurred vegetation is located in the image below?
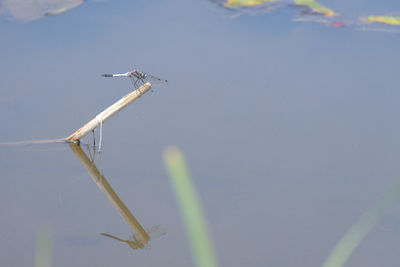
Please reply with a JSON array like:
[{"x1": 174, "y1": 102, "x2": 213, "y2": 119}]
[{"x1": 164, "y1": 146, "x2": 218, "y2": 267}]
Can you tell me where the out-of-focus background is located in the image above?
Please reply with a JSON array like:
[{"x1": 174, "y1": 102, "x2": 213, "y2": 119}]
[{"x1": 1, "y1": 0, "x2": 400, "y2": 266}]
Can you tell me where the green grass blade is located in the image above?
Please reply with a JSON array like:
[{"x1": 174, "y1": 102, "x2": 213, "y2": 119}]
[
  {"x1": 34, "y1": 227, "x2": 53, "y2": 267},
  {"x1": 323, "y1": 180, "x2": 400, "y2": 267},
  {"x1": 163, "y1": 146, "x2": 218, "y2": 267}
]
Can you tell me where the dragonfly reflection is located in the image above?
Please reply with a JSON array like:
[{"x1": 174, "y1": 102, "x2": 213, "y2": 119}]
[
  {"x1": 102, "y1": 69, "x2": 168, "y2": 89},
  {"x1": 101, "y1": 225, "x2": 166, "y2": 250},
  {"x1": 69, "y1": 144, "x2": 166, "y2": 250}
]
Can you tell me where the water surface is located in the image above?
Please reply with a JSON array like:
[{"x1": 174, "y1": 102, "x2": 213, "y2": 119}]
[{"x1": 1, "y1": 0, "x2": 400, "y2": 266}]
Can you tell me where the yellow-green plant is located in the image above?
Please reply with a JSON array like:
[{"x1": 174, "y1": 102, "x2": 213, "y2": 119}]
[{"x1": 164, "y1": 146, "x2": 218, "y2": 267}]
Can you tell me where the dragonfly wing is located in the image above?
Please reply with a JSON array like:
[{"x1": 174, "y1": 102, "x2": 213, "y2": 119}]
[
  {"x1": 145, "y1": 73, "x2": 168, "y2": 85},
  {"x1": 145, "y1": 225, "x2": 167, "y2": 240}
]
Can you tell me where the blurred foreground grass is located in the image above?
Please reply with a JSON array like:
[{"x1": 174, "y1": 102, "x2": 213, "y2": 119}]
[
  {"x1": 35, "y1": 227, "x2": 53, "y2": 267},
  {"x1": 164, "y1": 146, "x2": 218, "y2": 267},
  {"x1": 323, "y1": 180, "x2": 400, "y2": 267}
]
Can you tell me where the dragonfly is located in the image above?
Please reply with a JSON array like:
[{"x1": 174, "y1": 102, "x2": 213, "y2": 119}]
[
  {"x1": 101, "y1": 69, "x2": 168, "y2": 89},
  {"x1": 100, "y1": 225, "x2": 167, "y2": 250}
]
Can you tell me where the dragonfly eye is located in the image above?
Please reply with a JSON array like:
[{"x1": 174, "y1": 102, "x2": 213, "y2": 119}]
[{"x1": 142, "y1": 73, "x2": 147, "y2": 79}]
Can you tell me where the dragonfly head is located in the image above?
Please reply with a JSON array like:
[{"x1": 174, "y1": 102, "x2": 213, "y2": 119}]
[{"x1": 134, "y1": 71, "x2": 147, "y2": 80}]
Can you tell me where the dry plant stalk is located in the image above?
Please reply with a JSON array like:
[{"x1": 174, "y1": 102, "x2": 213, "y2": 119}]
[
  {"x1": 70, "y1": 144, "x2": 150, "y2": 243},
  {"x1": 65, "y1": 82, "x2": 152, "y2": 143}
]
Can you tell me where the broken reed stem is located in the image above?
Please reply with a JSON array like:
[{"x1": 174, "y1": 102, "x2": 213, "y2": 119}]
[
  {"x1": 69, "y1": 144, "x2": 150, "y2": 243},
  {"x1": 65, "y1": 82, "x2": 152, "y2": 143}
]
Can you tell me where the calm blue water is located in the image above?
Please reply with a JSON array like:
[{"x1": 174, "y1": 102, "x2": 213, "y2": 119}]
[{"x1": 1, "y1": 0, "x2": 400, "y2": 266}]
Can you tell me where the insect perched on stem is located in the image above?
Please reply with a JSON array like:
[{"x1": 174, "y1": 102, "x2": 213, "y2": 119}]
[{"x1": 102, "y1": 69, "x2": 168, "y2": 89}]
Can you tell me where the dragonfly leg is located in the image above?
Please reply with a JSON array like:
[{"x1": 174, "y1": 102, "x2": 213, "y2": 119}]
[
  {"x1": 87, "y1": 142, "x2": 94, "y2": 162},
  {"x1": 92, "y1": 129, "x2": 96, "y2": 148}
]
